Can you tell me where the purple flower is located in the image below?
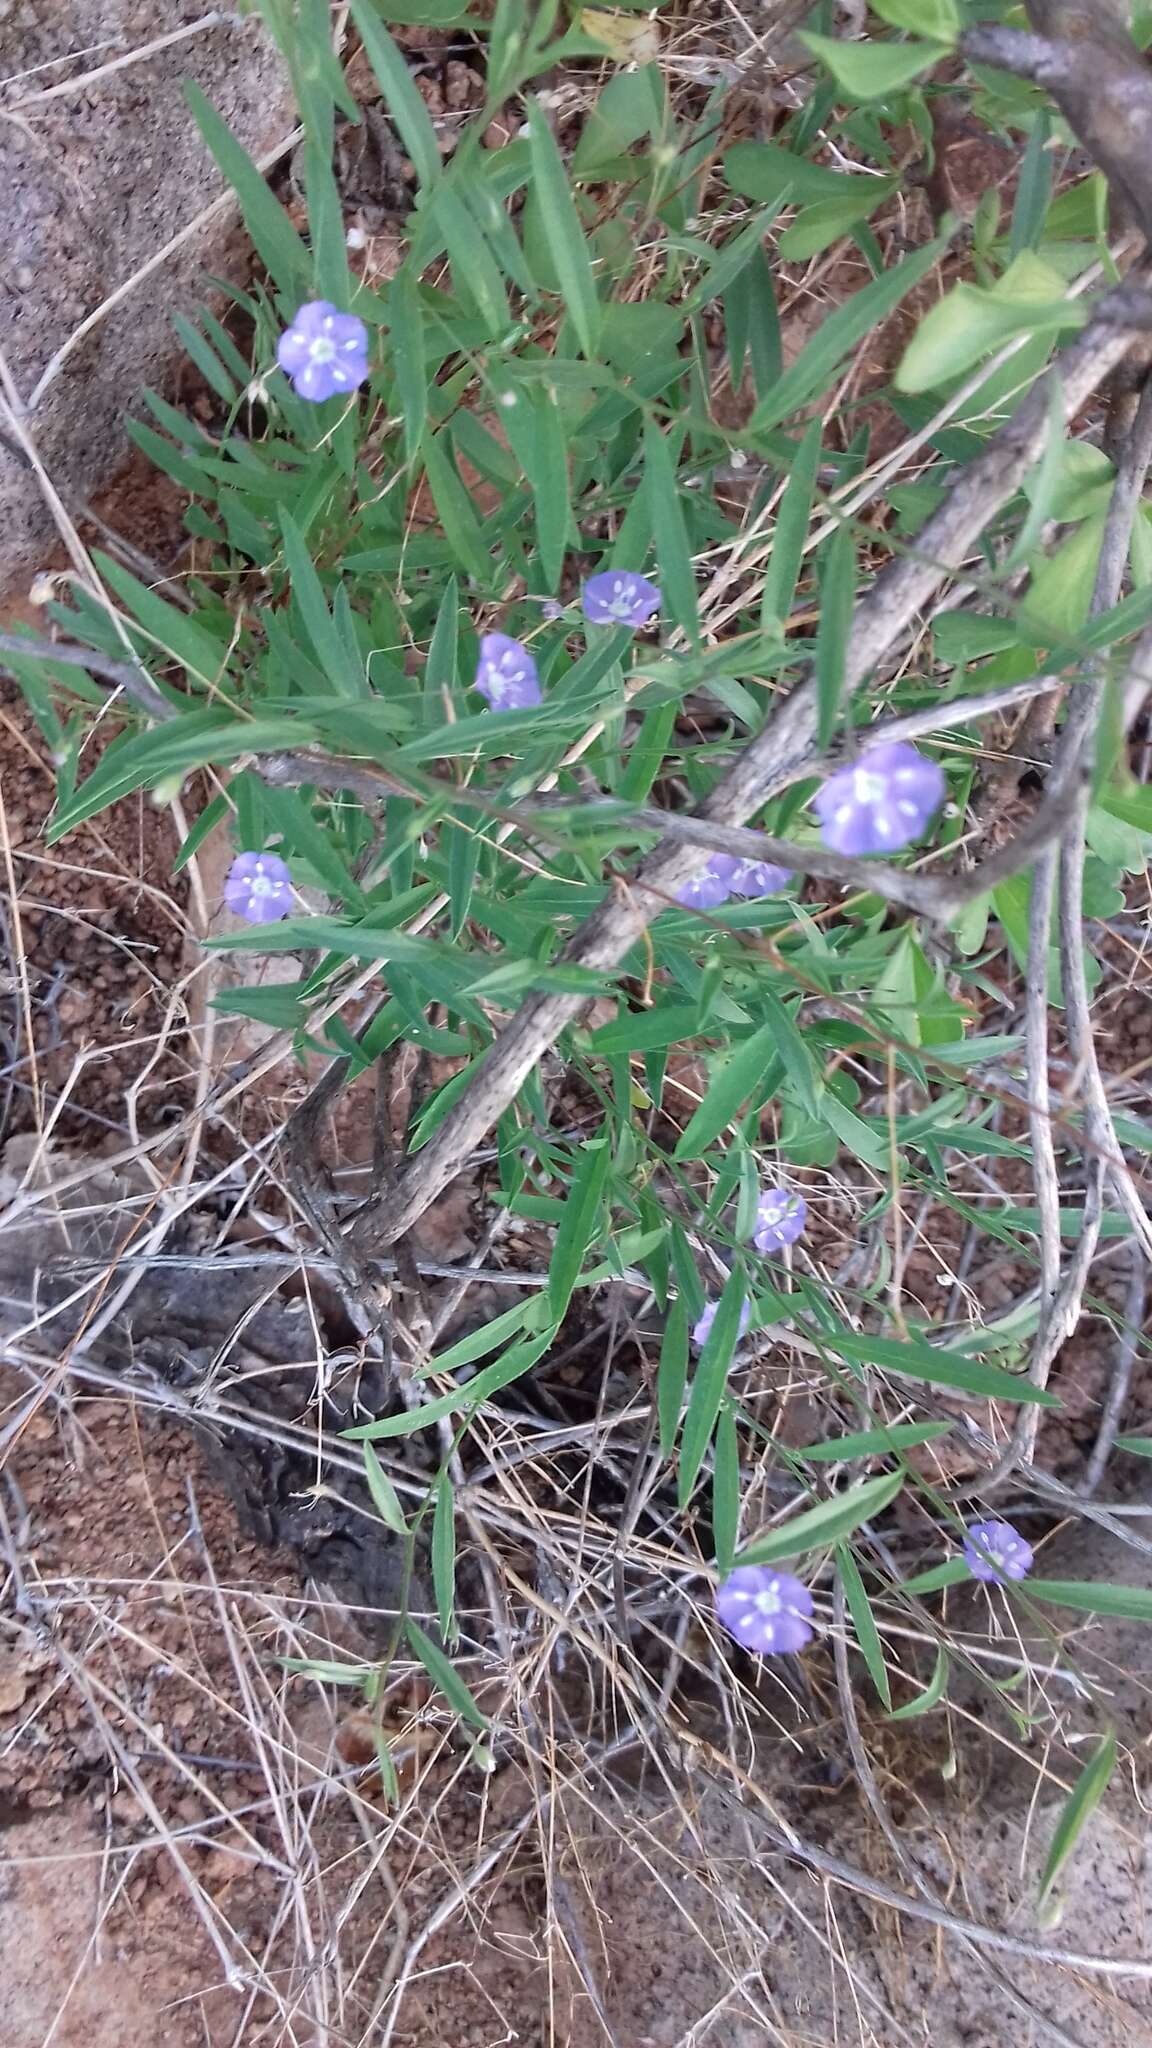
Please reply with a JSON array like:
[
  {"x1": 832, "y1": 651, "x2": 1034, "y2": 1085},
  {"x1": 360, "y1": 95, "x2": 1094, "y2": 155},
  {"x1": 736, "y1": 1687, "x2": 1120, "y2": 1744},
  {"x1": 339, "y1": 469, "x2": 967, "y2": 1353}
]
[
  {"x1": 675, "y1": 855, "x2": 741, "y2": 910},
  {"x1": 224, "y1": 850, "x2": 293, "y2": 924},
  {"x1": 582, "y1": 571, "x2": 662, "y2": 629},
  {"x1": 473, "y1": 633, "x2": 542, "y2": 711},
  {"x1": 276, "y1": 301, "x2": 370, "y2": 402},
  {"x1": 753, "y1": 1187, "x2": 806, "y2": 1254},
  {"x1": 692, "y1": 1298, "x2": 752, "y2": 1349},
  {"x1": 716, "y1": 1566, "x2": 814, "y2": 1656},
  {"x1": 962, "y1": 1519, "x2": 1034, "y2": 1584},
  {"x1": 813, "y1": 741, "x2": 945, "y2": 857},
  {"x1": 728, "y1": 858, "x2": 794, "y2": 899}
]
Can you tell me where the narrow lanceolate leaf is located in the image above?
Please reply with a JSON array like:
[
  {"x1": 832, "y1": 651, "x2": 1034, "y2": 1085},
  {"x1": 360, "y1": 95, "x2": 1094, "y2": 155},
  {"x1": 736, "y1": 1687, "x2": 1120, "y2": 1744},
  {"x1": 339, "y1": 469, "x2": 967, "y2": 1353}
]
[
  {"x1": 824, "y1": 1330, "x2": 1061, "y2": 1407},
  {"x1": 1114, "y1": 1435, "x2": 1152, "y2": 1459},
  {"x1": 348, "y1": 1, "x2": 441, "y2": 191},
  {"x1": 748, "y1": 240, "x2": 943, "y2": 437},
  {"x1": 345, "y1": 1333, "x2": 556, "y2": 1438},
  {"x1": 673, "y1": 1022, "x2": 782, "y2": 1161},
  {"x1": 549, "y1": 1131, "x2": 613, "y2": 1323},
  {"x1": 644, "y1": 415, "x2": 699, "y2": 643},
  {"x1": 405, "y1": 1620, "x2": 488, "y2": 1730},
  {"x1": 185, "y1": 82, "x2": 309, "y2": 294},
  {"x1": 388, "y1": 269, "x2": 427, "y2": 462},
  {"x1": 797, "y1": 1420, "x2": 955, "y2": 1463},
  {"x1": 679, "y1": 1268, "x2": 747, "y2": 1507},
  {"x1": 657, "y1": 1291, "x2": 690, "y2": 1457},
  {"x1": 526, "y1": 101, "x2": 601, "y2": 358},
  {"x1": 362, "y1": 1443, "x2": 408, "y2": 1535},
  {"x1": 888, "y1": 1645, "x2": 950, "y2": 1721},
  {"x1": 738, "y1": 1470, "x2": 904, "y2": 1566},
  {"x1": 1028, "y1": 1580, "x2": 1152, "y2": 1622},
  {"x1": 432, "y1": 1471, "x2": 458, "y2": 1644},
  {"x1": 815, "y1": 521, "x2": 855, "y2": 746},
  {"x1": 837, "y1": 1544, "x2": 892, "y2": 1709},
  {"x1": 712, "y1": 1405, "x2": 741, "y2": 1578},
  {"x1": 760, "y1": 417, "x2": 822, "y2": 633},
  {"x1": 529, "y1": 386, "x2": 571, "y2": 593},
  {"x1": 1039, "y1": 1729, "x2": 1116, "y2": 1905}
]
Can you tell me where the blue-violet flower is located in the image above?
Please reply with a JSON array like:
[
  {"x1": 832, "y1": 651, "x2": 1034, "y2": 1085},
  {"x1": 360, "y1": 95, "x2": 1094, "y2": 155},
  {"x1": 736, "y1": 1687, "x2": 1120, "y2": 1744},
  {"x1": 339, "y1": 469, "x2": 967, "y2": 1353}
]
[
  {"x1": 474, "y1": 633, "x2": 542, "y2": 711},
  {"x1": 716, "y1": 1566, "x2": 814, "y2": 1655},
  {"x1": 675, "y1": 855, "x2": 741, "y2": 910},
  {"x1": 727, "y1": 858, "x2": 794, "y2": 899},
  {"x1": 692, "y1": 1298, "x2": 752, "y2": 1349},
  {"x1": 277, "y1": 302, "x2": 370, "y2": 402},
  {"x1": 963, "y1": 1519, "x2": 1034, "y2": 1584},
  {"x1": 753, "y1": 1187, "x2": 806, "y2": 1254},
  {"x1": 224, "y1": 850, "x2": 293, "y2": 924},
  {"x1": 582, "y1": 571, "x2": 662, "y2": 629},
  {"x1": 813, "y1": 741, "x2": 945, "y2": 857}
]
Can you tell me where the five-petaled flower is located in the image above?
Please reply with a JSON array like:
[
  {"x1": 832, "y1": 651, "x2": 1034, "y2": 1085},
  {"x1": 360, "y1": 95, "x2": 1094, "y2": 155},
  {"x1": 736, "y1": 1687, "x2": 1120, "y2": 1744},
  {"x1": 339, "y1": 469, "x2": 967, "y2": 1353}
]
[
  {"x1": 224, "y1": 850, "x2": 293, "y2": 924},
  {"x1": 277, "y1": 301, "x2": 370, "y2": 403},
  {"x1": 813, "y1": 741, "x2": 945, "y2": 857},
  {"x1": 582, "y1": 571, "x2": 662, "y2": 629},
  {"x1": 962, "y1": 1519, "x2": 1033, "y2": 1584},
  {"x1": 675, "y1": 854, "x2": 741, "y2": 910},
  {"x1": 473, "y1": 633, "x2": 542, "y2": 710},
  {"x1": 753, "y1": 1186, "x2": 806, "y2": 1254},
  {"x1": 692, "y1": 1298, "x2": 752, "y2": 1349},
  {"x1": 716, "y1": 1566, "x2": 814, "y2": 1655}
]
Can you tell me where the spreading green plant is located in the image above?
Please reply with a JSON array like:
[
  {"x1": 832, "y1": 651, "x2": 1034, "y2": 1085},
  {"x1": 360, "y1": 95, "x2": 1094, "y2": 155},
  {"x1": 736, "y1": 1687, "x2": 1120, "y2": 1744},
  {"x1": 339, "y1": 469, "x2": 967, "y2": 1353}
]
[{"x1": 12, "y1": 0, "x2": 1152, "y2": 1943}]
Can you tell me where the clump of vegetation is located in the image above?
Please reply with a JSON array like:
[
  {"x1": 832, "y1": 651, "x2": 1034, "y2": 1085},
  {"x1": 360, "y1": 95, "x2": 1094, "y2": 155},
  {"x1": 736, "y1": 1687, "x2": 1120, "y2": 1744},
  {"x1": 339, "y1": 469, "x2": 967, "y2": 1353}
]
[{"x1": 10, "y1": 0, "x2": 1152, "y2": 2018}]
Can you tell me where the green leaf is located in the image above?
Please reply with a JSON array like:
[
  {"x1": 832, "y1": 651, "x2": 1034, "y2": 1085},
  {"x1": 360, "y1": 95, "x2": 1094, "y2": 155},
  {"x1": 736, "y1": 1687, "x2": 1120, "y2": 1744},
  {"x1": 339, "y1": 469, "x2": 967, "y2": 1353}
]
[
  {"x1": 738, "y1": 1470, "x2": 904, "y2": 1565},
  {"x1": 405, "y1": 1620, "x2": 488, "y2": 1730},
  {"x1": 888, "y1": 1645, "x2": 950, "y2": 1720},
  {"x1": 749, "y1": 240, "x2": 943, "y2": 436},
  {"x1": 526, "y1": 100, "x2": 601, "y2": 358},
  {"x1": 900, "y1": 1557, "x2": 972, "y2": 1596},
  {"x1": 673, "y1": 1023, "x2": 782, "y2": 1160},
  {"x1": 432, "y1": 1471, "x2": 458, "y2": 1643},
  {"x1": 1114, "y1": 1434, "x2": 1152, "y2": 1459},
  {"x1": 388, "y1": 270, "x2": 427, "y2": 462},
  {"x1": 657, "y1": 1291, "x2": 689, "y2": 1456},
  {"x1": 644, "y1": 415, "x2": 698, "y2": 643},
  {"x1": 778, "y1": 181, "x2": 898, "y2": 261},
  {"x1": 527, "y1": 386, "x2": 571, "y2": 593},
  {"x1": 345, "y1": 1332, "x2": 556, "y2": 1437},
  {"x1": 796, "y1": 1420, "x2": 955, "y2": 1463},
  {"x1": 95, "y1": 552, "x2": 229, "y2": 684},
  {"x1": 725, "y1": 142, "x2": 882, "y2": 206},
  {"x1": 825, "y1": 1330, "x2": 1060, "y2": 1406},
  {"x1": 837, "y1": 1544, "x2": 891, "y2": 1709},
  {"x1": 549, "y1": 1131, "x2": 613, "y2": 1322},
  {"x1": 362, "y1": 1443, "x2": 408, "y2": 1535},
  {"x1": 815, "y1": 521, "x2": 855, "y2": 745},
  {"x1": 872, "y1": 0, "x2": 959, "y2": 35},
  {"x1": 1028, "y1": 1579, "x2": 1152, "y2": 1622},
  {"x1": 713, "y1": 1405, "x2": 741, "y2": 1577},
  {"x1": 348, "y1": 1, "x2": 441, "y2": 191},
  {"x1": 421, "y1": 428, "x2": 494, "y2": 585},
  {"x1": 185, "y1": 81, "x2": 309, "y2": 295},
  {"x1": 760, "y1": 419, "x2": 822, "y2": 632},
  {"x1": 800, "y1": 31, "x2": 946, "y2": 102},
  {"x1": 679, "y1": 1267, "x2": 746, "y2": 1506},
  {"x1": 49, "y1": 715, "x2": 314, "y2": 839},
  {"x1": 896, "y1": 255, "x2": 1083, "y2": 394},
  {"x1": 280, "y1": 512, "x2": 364, "y2": 695},
  {"x1": 1039, "y1": 1729, "x2": 1116, "y2": 1906}
]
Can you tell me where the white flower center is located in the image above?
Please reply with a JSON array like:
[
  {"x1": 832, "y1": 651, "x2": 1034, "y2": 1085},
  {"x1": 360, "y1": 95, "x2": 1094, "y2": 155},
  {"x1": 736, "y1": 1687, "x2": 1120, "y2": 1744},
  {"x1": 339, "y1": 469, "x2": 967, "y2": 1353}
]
[
  {"x1": 309, "y1": 336, "x2": 337, "y2": 365},
  {"x1": 852, "y1": 768, "x2": 889, "y2": 808},
  {"x1": 250, "y1": 874, "x2": 275, "y2": 897},
  {"x1": 754, "y1": 1586, "x2": 782, "y2": 1617}
]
